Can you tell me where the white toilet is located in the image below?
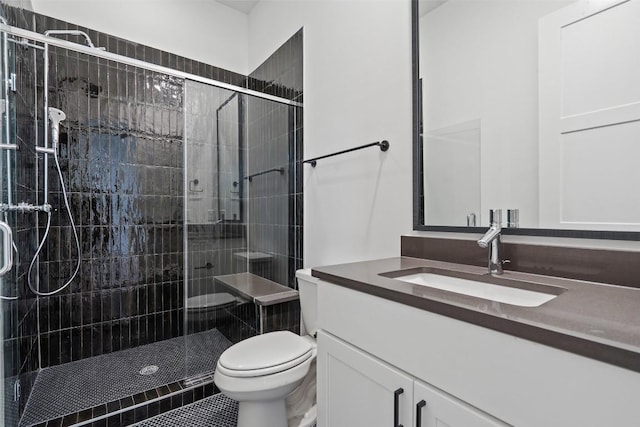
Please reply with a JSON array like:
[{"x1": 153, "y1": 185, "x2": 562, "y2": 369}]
[{"x1": 214, "y1": 269, "x2": 319, "y2": 427}]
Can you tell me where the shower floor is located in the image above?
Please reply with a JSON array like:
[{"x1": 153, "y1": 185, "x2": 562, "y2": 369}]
[
  {"x1": 134, "y1": 393, "x2": 318, "y2": 427},
  {"x1": 19, "y1": 329, "x2": 232, "y2": 427},
  {"x1": 132, "y1": 393, "x2": 238, "y2": 427}
]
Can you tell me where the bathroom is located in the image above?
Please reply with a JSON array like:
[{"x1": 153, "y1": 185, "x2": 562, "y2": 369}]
[{"x1": 1, "y1": 0, "x2": 639, "y2": 426}]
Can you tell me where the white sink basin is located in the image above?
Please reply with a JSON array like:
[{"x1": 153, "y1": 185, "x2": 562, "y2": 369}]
[{"x1": 393, "y1": 272, "x2": 558, "y2": 307}]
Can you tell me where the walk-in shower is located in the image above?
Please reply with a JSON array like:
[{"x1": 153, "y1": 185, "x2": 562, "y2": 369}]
[{"x1": 0, "y1": 5, "x2": 303, "y2": 426}]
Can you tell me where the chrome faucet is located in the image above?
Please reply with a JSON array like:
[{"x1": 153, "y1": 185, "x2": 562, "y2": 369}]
[{"x1": 477, "y1": 209, "x2": 504, "y2": 275}]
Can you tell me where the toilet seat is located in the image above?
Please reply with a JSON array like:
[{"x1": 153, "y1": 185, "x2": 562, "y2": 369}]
[{"x1": 217, "y1": 331, "x2": 313, "y2": 378}]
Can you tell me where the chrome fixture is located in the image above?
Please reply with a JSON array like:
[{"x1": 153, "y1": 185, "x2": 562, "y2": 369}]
[
  {"x1": 36, "y1": 107, "x2": 66, "y2": 156},
  {"x1": 477, "y1": 209, "x2": 504, "y2": 275},
  {"x1": 0, "y1": 202, "x2": 51, "y2": 213},
  {"x1": 48, "y1": 107, "x2": 66, "y2": 152},
  {"x1": 28, "y1": 107, "x2": 81, "y2": 296},
  {"x1": 467, "y1": 212, "x2": 476, "y2": 227},
  {"x1": 43, "y1": 29, "x2": 105, "y2": 50},
  {"x1": 507, "y1": 209, "x2": 519, "y2": 228}
]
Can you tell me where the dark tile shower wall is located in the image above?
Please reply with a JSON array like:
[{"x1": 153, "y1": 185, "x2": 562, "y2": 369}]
[
  {"x1": 0, "y1": 4, "x2": 305, "y2": 423},
  {"x1": 247, "y1": 29, "x2": 303, "y2": 288},
  {"x1": 38, "y1": 50, "x2": 186, "y2": 368}
]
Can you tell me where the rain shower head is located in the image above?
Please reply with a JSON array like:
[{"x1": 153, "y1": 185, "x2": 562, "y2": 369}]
[{"x1": 48, "y1": 107, "x2": 66, "y2": 151}]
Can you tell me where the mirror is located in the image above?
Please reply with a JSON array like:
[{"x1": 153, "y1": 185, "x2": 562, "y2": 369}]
[{"x1": 413, "y1": 0, "x2": 640, "y2": 239}]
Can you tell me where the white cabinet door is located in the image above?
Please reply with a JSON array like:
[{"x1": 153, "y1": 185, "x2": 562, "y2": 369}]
[
  {"x1": 414, "y1": 380, "x2": 508, "y2": 427},
  {"x1": 317, "y1": 331, "x2": 414, "y2": 427}
]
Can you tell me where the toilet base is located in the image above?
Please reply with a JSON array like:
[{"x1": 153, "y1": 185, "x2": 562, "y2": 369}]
[{"x1": 237, "y1": 399, "x2": 287, "y2": 427}]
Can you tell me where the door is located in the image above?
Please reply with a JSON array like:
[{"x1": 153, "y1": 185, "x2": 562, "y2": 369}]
[
  {"x1": 414, "y1": 380, "x2": 508, "y2": 427},
  {"x1": 538, "y1": 0, "x2": 640, "y2": 230},
  {"x1": 317, "y1": 331, "x2": 414, "y2": 427}
]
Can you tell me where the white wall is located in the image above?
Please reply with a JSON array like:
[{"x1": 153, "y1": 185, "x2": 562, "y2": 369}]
[
  {"x1": 248, "y1": 0, "x2": 414, "y2": 267},
  {"x1": 31, "y1": 0, "x2": 250, "y2": 74}
]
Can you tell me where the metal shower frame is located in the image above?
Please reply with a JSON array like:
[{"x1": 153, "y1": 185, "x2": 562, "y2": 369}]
[{"x1": 0, "y1": 22, "x2": 302, "y2": 107}]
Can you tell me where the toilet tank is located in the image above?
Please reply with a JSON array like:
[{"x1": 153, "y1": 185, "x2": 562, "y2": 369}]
[{"x1": 296, "y1": 269, "x2": 319, "y2": 336}]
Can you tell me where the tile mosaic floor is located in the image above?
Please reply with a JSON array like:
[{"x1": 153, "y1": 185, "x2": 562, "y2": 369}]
[
  {"x1": 132, "y1": 393, "x2": 238, "y2": 427},
  {"x1": 134, "y1": 393, "x2": 318, "y2": 427},
  {"x1": 19, "y1": 329, "x2": 231, "y2": 426}
]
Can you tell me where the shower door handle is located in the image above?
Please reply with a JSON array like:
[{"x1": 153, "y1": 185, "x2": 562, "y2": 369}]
[{"x1": 0, "y1": 220, "x2": 13, "y2": 276}]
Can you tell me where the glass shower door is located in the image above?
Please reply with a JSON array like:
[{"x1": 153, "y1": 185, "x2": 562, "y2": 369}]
[
  {"x1": 183, "y1": 81, "x2": 245, "y2": 381},
  {"x1": 183, "y1": 78, "x2": 301, "y2": 384}
]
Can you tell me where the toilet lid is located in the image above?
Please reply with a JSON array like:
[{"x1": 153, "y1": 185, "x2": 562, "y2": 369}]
[
  {"x1": 217, "y1": 331, "x2": 313, "y2": 377},
  {"x1": 187, "y1": 293, "x2": 236, "y2": 311}
]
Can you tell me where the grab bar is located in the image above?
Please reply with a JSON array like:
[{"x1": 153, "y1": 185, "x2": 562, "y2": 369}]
[
  {"x1": 303, "y1": 140, "x2": 389, "y2": 167},
  {"x1": 195, "y1": 262, "x2": 214, "y2": 270},
  {"x1": 235, "y1": 167, "x2": 285, "y2": 184},
  {"x1": 0, "y1": 220, "x2": 13, "y2": 276}
]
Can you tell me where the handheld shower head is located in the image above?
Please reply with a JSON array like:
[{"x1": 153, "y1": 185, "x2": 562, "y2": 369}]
[{"x1": 48, "y1": 108, "x2": 66, "y2": 151}]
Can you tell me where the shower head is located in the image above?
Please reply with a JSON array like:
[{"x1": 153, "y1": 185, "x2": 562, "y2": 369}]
[
  {"x1": 43, "y1": 30, "x2": 106, "y2": 50},
  {"x1": 48, "y1": 107, "x2": 66, "y2": 151}
]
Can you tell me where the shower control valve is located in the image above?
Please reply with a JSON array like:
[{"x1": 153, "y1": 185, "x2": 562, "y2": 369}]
[{"x1": 0, "y1": 202, "x2": 52, "y2": 213}]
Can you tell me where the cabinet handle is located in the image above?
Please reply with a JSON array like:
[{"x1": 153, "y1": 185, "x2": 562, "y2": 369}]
[
  {"x1": 416, "y1": 400, "x2": 426, "y2": 427},
  {"x1": 394, "y1": 387, "x2": 404, "y2": 427}
]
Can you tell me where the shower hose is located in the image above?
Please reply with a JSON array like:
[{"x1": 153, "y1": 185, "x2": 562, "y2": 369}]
[{"x1": 27, "y1": 138, "x2": 81, "y2": 296}]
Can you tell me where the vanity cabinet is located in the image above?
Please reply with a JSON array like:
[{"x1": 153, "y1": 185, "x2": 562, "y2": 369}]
[
  {"x1": 318, "y1": 331, "x2": 413, "y2": 426},
  {"x1": 316, "y1": 278, "x2": 640, "y2": 426},
  {"x1": 318, "y1": 331, "x2": 506, "y2": 427},
  {"x1": 413, "y1": 379, "x2": 506, "y2": 427}
]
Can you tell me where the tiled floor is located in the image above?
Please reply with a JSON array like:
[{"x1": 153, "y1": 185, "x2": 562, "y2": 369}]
[
  {"x1": 132, "y1": 394, "x2": 238, "y2": 427},
  {"x1": 134, "y1": 393, "x2": 318, "y2": 427},
  {"x1": 19, "y1": 329, "x2": 231, "y2": 427}
]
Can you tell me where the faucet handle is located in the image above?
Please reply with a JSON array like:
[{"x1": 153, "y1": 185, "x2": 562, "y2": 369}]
[
  {"x1": 489, "y1": 209, "x2": 502, "y2": 227},
  {"x1": 467, "y1": 213, "x2": 476, "y2": 227},
  {"x1": 507, "y1": 209, "x2": 519, "y2": 228}
]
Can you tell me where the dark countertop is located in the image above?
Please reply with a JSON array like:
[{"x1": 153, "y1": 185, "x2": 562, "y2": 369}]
[{"x1": 312, "y1": 257, "x2": 640, "y2": 373}]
